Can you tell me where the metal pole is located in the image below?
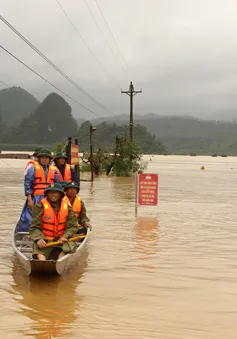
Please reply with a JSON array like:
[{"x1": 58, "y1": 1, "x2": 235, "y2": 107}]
[
  {"x1": 74, "y1": 138, "x2": 80, "y2": 183},
  {"x1": 135, "y1": 171, "x2": 138, "y2": 216},
  {"x1": 90, "y1": 125, "x2": 94, "y2": 182},
  {"x1": 130, "y1": 84, "x2": 134, "y2": 142},
  {"x1": 66, "y1": 137, "x2": 72, "y2": 164}
]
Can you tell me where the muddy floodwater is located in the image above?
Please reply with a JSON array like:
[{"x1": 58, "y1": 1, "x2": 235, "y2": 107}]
[{"x1": 0, "y1": 155, "x2": 236, "y2": 339}]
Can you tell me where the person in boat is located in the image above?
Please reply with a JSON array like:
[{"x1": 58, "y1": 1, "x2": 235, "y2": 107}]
[
  {"x1": 17, "y1": 149, "x2": 60, "y2": 232},
  {"x1": 24, "y1": 147, "x2": 42, "y2": 174},
  {"x1": 29, "y1": 183, "x2": 78, "y2": 261},
  {"x1": 64, "y1": 182, "x2": 91, "y2": 235},
  {"x1": 53, "y1": 152, "x2": 79, "y2": 186}
]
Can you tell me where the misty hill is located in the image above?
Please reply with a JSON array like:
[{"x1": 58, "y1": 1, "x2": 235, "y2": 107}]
[
  {"x1": 91, "y1": 114, "x2": 237, "y2": 155},
  {"x1": 0, "y1": 86, "x2": 39, "y2": 127},
  {"x1": 77, "y1": 121, "x2": 167, "y2": 154},
  {"x1": 3, "y1": 93, "x2": 77, "y2": 144}
]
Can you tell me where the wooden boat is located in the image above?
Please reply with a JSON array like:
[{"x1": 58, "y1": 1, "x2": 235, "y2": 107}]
[{"x1": 12, "y1": 225, "x2": 90, "y2": 276}]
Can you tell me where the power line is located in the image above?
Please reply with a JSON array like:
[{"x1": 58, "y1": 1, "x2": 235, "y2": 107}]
[
  {"x1": 0, "y1": 45, "x2": 102, "y2": 118},
  {"x1": 94, "y1": 0, "x2": 132, "y2": 74},
  {"x1": 0, "y1": 80, "x2": 11, "y2": 89},
  {"x1": 0, "y1": 14, "x2": 114, "y2": 116},
  {"x1": 83, "y1": 0, "x2": 128, "y2": 77},
  {"x1": 55, "y1": 0, "x2": 119, "y2": 88}
]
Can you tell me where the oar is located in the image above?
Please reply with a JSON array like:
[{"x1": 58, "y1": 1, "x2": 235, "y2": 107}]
[{"x1": 44, "y1": 231, "x2": 106, "y2": 248}]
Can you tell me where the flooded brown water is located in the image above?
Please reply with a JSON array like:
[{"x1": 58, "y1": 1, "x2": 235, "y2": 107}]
[{"x1": 0, "y1": 155, "x2": 237, "y2": 339}]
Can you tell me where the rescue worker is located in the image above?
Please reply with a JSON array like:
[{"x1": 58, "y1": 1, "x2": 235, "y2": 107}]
[
  {"x1": 64, "y1": 182, "x2": 91, "y2": 235},
  {"x1": 17, "y1": 149, "x2": 59, "y2": 232},
  {"x1": 53, "y1": 152, "x2": 79, "y2": 186},
  {"x1": 29, "y1": 183, "x2": 78, "y2": 261},
  {"x1": 24, "y1": 147, "x2": 42, "y2": 174},
  {"x1": 32, "y1": 147, "x2": 42, "y2": 160}
]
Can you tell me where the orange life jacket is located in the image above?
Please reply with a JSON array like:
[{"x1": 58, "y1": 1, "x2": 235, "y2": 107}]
[
  {"x1": 54, "y1": 165, "x2": 72, "y2": 182},
  {"x1": 41, "y1": 198, "x2": 69, "y2": 240},
  {"x1": 24, "y1": 159, "x2": 39, "y2": 171},
  {"x1": 64, "y1": 196, "x2": 82, "y2": 218},
  {"x1": 32, "y1": 163, "x2": 56, "y2": 195}
]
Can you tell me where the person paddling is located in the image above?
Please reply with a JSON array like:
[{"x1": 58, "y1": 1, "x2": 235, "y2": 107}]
[{"x1": 29, "y1": 183, "x2": 78, "y2": 261}]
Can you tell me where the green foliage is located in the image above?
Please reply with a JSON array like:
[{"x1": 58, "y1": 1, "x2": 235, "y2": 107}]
[
  {"x1": 0, "y1": 86, "x2": 39, "y2": 127},
  {"x1": 80, "y1": 162, "x2": 91, "y2": 172},
  {"x1": 90, "y1": 115, "x2": 237, "y2": 155},
  {"x1": 0, "y1": 143, "x2": 52, "y2": 151},
  {"x1": 77, "y1": 121, "x2": 167, "y2": 154},
  {"x1": 52, "y1": 142, "x2": 67, "y2": 154},
  {"x1": 112, "y1": 138, "x2": 147, "y2": 176},
  {"x1": 79, "y1": 137, "x2": 147, "y2": 177},
  {"x1": 1, "y1": 85, "x2": 236, "y2": 155}
]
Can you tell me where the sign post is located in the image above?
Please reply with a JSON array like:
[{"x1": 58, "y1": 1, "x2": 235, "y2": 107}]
[
  {"x1": 70, "y1": 144, "x2": 79, "y2": 166},
  {"x1": 135, "y1": 173, "x2": 159, "y2": 215}
]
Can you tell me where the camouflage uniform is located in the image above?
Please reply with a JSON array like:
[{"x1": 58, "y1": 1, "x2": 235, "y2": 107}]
[{"x1": 29, "y1": 199, "x2": 78, "y2": 259}]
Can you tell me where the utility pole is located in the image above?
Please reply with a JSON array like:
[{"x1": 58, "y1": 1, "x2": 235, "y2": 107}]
[
  {"x1": 89, "y1": 125, "x2": 96, "y2": 182},
  {"x1": 121, "y1": 81, "x2": 142, "y2": 142}
]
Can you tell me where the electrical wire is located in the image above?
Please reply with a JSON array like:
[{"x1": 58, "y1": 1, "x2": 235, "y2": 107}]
[
  {"x1": 0, "y1": 80, "x2": 11, "y2": 88},
  {"x1": 0, "y1": 14, "x2": 115, "y2": 116},
  {"x1": 83, "y1": 0, "x2": 128, "y2": 77},
  {"x1": 55, "y1": 0, "x2": 120, "y2": 88},
  {"x1": 0, "y1": 45, "x2": 102, "y2": 118},
  {"x1": 94, "y1": 0, "x2": 132, "y2": 74}
]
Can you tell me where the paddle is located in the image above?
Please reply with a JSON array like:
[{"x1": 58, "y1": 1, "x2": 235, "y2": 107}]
[{"x1": 44, "y1": 231, "x2": 105, "y2": 248}]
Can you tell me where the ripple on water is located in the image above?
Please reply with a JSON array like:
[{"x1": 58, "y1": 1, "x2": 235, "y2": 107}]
[{"x1": 0, "y1": 156, "x2": 237, "y2": 339}]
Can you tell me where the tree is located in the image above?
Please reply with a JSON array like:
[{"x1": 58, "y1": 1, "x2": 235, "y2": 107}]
[
  {"x1": 77, "y1": 121, "x2": 167, "y2": 154},
  {"x1": 112, "y1": 137, "x2": 147, "y2": 176},
  {"x1": 80, "y1": 136, "x2": 148, "y2": 177}
]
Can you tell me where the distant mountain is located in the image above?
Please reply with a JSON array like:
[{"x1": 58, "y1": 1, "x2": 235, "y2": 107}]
[
  {"x1": 0, "y1": 86, "x2": 40, "y2": 127},
  {"x1": 90, "y1": 114, "x2": 237, "y2": 155},
  {"x1": 77, "y1": 120, "x2": 167, "y2": 154},
  {"x1": 76, "y1": 118, "x2": 86, "y2": 127},
  {"x1": 3, "y1": 93, "x2": 77, "y2": 144},
  {"x1": 206, "y1": 111, "x2": 237, "y2": 122}
]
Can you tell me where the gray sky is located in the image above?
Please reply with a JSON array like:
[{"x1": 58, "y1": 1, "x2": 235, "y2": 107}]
[{"x1": 1, "y1": 0, "x2": 237, "y2": 121}]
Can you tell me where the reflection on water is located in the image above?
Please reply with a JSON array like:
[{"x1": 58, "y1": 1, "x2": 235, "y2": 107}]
[
  {"x1": 0, "y1": 156, "x2": 237, "y2": 339},
  {"x1": 135, "y1": 216, "x2": 159, "y2": 254},
  {"x1": 134, "y1": 216, "x2": 160, "y2": 271},
  {"x1": 9, "y1": 250, "x2": 88, "y2": 339}
]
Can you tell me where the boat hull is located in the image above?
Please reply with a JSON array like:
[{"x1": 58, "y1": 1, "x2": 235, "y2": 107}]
[{"x1": 12, "y1": 225, "x2": 90, "y2": 276}]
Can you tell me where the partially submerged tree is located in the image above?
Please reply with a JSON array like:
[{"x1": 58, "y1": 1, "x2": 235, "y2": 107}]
[
  {"x1": 111, "y1": 137, "x2": 147, "y2": 176},
  {"x1": 80, "y1": 136, "x2": 147, "y2": 177}
]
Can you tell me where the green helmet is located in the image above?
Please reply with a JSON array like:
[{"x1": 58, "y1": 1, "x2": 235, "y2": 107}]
[
  {"x1": 60, "y1": 180, "x2": 69, "y2": 188},
  {"x1": 32, "y1": 147, "x2": 42, "y2": 156},
  {"x1": 37, "y1": 148, "x2": 53, "y2": 158},
  {"x1": 54, "y1": 152, "x2": 68, "y2": 161},
  {"x1": 44, "y1": 183, "x2": 64, "y2": 196},
  {"x1": 64, "y1": 181, "x2": 80, "y2": 192}
]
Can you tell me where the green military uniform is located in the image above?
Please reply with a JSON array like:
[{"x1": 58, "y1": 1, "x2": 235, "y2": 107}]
[
  {"x1": 72, "y1": 199, "x2": 89, "y2": 234},
  {"x1": 64, "y1": 182, "x2": 90, "y2": 235},
  {"x1": 29, "y1": 188, "x2": 79, "y2": 260}
]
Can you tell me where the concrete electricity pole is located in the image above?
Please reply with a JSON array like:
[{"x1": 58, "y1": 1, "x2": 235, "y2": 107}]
[{"x1": 121, "y1": 81, "x2": 142, "y2": 142}]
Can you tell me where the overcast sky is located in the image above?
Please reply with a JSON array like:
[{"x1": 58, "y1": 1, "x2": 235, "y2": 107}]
[{"x1": 1, "y1": 0, "x2": 237, "y2": 121}]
